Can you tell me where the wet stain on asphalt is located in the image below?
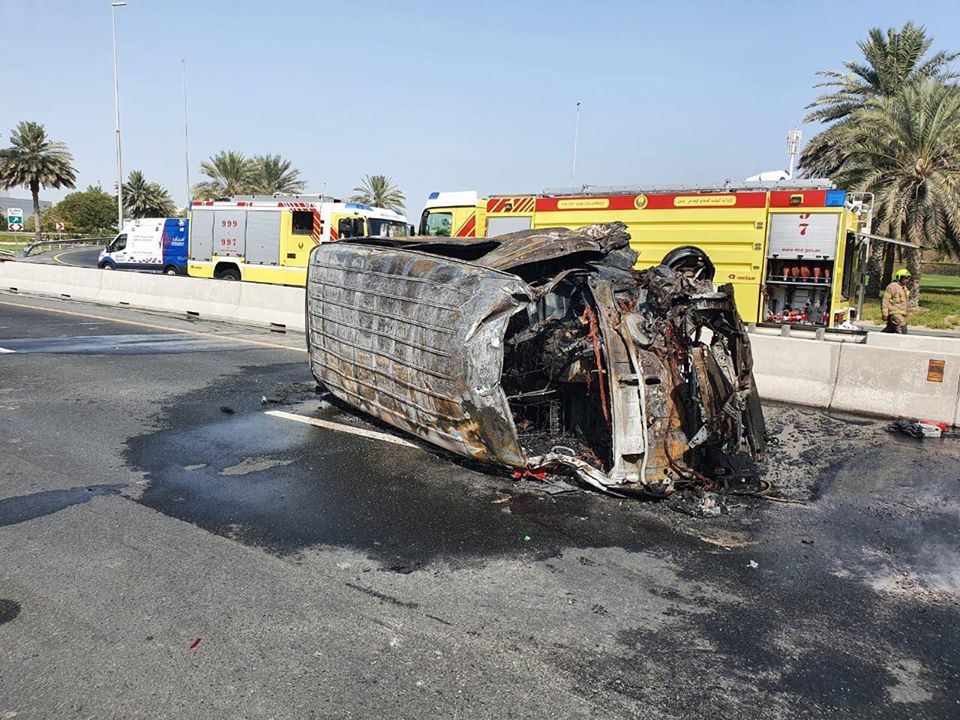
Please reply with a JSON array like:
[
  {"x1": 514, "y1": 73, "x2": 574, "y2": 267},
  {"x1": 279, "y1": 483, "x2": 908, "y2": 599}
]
[
  {"x1": 0, "y1": 485, "x2": 123, "y2": 527},
  {"x1": 0, "y1": 599, "x2": 21, "y2": 625},
  {"x1": 125, "y1": 364, "x2": 692, "y2": 567}
]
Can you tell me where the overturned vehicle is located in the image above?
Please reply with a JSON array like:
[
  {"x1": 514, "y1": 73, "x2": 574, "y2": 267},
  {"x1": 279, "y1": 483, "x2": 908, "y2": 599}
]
[{"x1": 305, "y1": 222, "x2": 766, "y2": 497}]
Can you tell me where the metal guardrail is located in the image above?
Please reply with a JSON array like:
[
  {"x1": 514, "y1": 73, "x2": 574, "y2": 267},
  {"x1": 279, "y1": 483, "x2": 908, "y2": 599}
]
[{"x1": 15, "y1": 237, "x2": 110, "y2": 258}]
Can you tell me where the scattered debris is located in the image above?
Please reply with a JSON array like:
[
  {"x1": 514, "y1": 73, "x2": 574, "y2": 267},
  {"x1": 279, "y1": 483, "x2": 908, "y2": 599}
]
[
  {"x1": 747, "y1": 560, "x2": 759, "y2": 569},
  {"x1": 218, "y1": 405, "x2": 235, "y2": 415},
  {"x1": 306, "y1": 223, "x2": 766, "y2": 499},
  {"x1": 887, "y1": 418, "x2": 955, "y2": 439},
  {"x1": 189, "y1": 637, "x2": 203, "y2": 651}
]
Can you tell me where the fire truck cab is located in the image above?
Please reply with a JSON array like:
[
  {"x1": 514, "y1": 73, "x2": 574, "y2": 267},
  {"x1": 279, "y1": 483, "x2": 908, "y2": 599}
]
[
  {"x1": 188, "y1": 195, "x2": 408, "y2": 286},
  {"x1": 420, "y1": 191, "x2": 486, "y2": 238},
  {"x1": 419, "y1": 182, "x2": 879, "y2": 328}
]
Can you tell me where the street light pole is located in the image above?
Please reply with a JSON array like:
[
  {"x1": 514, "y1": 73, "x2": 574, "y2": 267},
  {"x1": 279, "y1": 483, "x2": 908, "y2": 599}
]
[
  {"x1": 111, "y1": 2, "x2": 127, "y2": 231},
  {"x1": 571, "y1": 101, "x2": 581, "y2": 186},
  {"x1": 182, "y1": 58, "x2": 191, "y2": 209}
]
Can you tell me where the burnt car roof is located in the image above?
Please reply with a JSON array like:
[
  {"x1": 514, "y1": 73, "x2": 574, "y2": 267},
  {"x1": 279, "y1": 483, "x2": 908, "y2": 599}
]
[{"x1": 306, "y1": 223, "x2": 766, "y2": 496}]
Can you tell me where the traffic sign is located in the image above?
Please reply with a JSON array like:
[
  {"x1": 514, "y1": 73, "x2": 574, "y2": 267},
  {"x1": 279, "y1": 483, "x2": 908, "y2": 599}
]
[
  {"x1": 7, "y1": 207, "x2": 23, "y2": 230},
  {"x1": 55, "y1": 222, "x2": 65, "y2": 231}
]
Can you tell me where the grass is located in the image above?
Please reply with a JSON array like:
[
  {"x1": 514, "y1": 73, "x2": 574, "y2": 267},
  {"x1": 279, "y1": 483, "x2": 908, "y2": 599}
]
[{"x1": 859, "y1": 274, "x2": 960, "y2": 330}]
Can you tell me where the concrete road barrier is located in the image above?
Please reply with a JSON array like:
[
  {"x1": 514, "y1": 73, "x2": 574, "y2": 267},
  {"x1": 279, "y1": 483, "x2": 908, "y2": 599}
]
[
  {"x1": 0, "y1": 262, "x2": 102, "y2": 301},
  {"x1": 831, "y1": 343, "x2": 960, "y2": 426},
  {"x1": 750, "y1": 334, "x2": 842, "y2": 408},
  {"x1": 750, "y1": 329, "x2": 960, "y2": 426},
  {"x1": 235, "y1": 282, "x2": 305, "y2": 331},
  {"x1": 865, "y1": 331, "x2": 960, "y2": 354},
  {"x1": 0, "y1": 260, "x2": 299, "y2": 330}
]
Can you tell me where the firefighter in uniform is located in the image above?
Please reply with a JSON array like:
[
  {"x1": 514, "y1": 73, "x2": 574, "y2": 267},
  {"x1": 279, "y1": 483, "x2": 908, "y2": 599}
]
[{"x1": 881, "y1": 269, "x2": 911, "y2": 334}]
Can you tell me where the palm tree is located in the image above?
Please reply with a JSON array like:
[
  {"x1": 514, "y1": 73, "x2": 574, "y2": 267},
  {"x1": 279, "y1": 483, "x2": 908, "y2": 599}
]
[
  {"x1": 800, "y1": 23, "x2": 959, "y2": 297},
  {"x1": 123, "y1": 170, "x2": 176, "y2": 218},
  {"x1": 350, "y1": 174, "x2": 405, "y2": 211},
  {"x1": 0, "y1": 121, "x2": 77, "y2": 243},
  {"x1": 193, "y1": 150, "x2": 256, "y2": 200},
  {"x1": 827, "y1": 80, "x2": 960, "y2": 305},
  {"x1": 802, "y1": 22, "x2": 958, "y2": 178},
  {"x1": 252, "y1": 154, "x2": 305, "y2": 195}
]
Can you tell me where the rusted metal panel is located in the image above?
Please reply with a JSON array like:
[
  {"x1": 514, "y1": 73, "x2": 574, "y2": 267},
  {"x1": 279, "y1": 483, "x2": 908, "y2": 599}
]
[{"x1": 307, "y1": 242, "x2": 531, "y2": 465}]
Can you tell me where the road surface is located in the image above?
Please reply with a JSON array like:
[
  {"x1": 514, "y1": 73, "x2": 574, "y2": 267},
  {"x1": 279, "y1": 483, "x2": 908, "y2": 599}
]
[{"x1": 0, "y1": 292, "x2": 957, "y2": 719}]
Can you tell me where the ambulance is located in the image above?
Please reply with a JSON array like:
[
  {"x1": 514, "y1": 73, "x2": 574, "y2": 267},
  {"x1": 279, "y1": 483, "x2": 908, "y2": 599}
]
[
  {"x1": 187, "y1": 194, "x2": 409, "y2": 286},
  {"x1": 419, "y1": 183, "x2": 904, "y2": 328},
  {"x1": 98, "y1": 217, "x2": 188, "y2": 275}
]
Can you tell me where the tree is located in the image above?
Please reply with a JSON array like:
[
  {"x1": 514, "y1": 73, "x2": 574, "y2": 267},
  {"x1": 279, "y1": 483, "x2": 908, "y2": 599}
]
[
  {"x1": 193, "y1": 150, "x2": 256, "y2": 200},
  {"x1": 56, "y1": 186, "x2": 117, "y2": 235},
  {"x1": 826, "y1": 80, "x2": 960, "y2": 304},
  {"x1": 350, "y1": 174, "x2": 405, "y2": 212},
  {"x1": 0, "y1": 121, "x2": 77, "y2": 243},
  {"x1": 800, "y1": 23, "x2": 960, "y2": 299},
  {"x1": 252, "y1": 154, "x2": 305, "y2": 195},
  {"x1": 123, "y1": 170, "x2": 176, "y2": 218}
]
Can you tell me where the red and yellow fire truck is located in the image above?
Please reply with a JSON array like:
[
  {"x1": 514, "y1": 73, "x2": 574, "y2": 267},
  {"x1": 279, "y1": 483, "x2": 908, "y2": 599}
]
[{"x1": 419, "y1": 184, "x2": 895, "y2": 328}]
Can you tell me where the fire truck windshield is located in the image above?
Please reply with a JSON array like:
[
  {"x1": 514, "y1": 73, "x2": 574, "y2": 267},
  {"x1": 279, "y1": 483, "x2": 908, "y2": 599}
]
[
  {"x1": 367, "y1": 219, "x2": 410, "y2": 238},
  {"x1": 421, "y1": 211, "x2": 452, "y2": 236}
]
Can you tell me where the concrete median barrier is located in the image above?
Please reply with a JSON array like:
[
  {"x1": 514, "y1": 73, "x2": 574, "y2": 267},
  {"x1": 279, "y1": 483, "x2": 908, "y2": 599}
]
[
  {"x1": 97, "y1": 271, "x2": 242, "y2": 321},
  {"x1": 234, "y1": 282, "x2": 305, "y2": 331},
  {"x1": 831, "y1": 342, "x2": 960, "y2": 426},
  {"x1": 749, "y1": 334, "x2": 842, "y2": 408},
  {"x1": 865, "y1": 331, "x2": 960, "y2": 354},
  {"x1": 0, "y1": 262, "x2": 102, "y2": 301}
]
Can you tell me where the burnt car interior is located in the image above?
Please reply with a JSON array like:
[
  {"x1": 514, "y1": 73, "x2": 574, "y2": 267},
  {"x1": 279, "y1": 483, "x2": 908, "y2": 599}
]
[{"x1": 306, "y1": 222, "x2": 767, "y2": 497}]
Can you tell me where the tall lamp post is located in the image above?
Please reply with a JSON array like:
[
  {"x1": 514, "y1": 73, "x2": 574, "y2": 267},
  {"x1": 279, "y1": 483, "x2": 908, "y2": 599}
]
[
  {"x1": 182, "y1": 58, "x2": 191, "y2": 209},
  {"x1": 571, "y1": 101, "x2": 581, "y2": 186},
  {"x1": 111, "y1": 2, "x2": 127, "y2": 230}
]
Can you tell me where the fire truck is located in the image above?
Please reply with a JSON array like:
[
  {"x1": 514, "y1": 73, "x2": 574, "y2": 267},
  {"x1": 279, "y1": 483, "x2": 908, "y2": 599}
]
[
  {"x1": 188, "y1": 195, "x2": 409, "y2": 286},
  {"x1": 419, "y1": 183, "x2": 904, "y2": 328}
]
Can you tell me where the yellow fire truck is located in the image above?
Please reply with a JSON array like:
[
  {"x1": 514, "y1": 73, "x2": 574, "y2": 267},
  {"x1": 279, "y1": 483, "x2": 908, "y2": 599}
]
[
  {"x1": 419, "y1": 183, "x2": 898, "y2": 328},
  {"x1": 188, "y1": 195, "x2": 409, "y2": 286}
]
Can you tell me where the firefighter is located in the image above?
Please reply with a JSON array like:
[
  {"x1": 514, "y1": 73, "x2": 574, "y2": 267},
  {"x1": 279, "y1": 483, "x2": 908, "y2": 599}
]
[{"x1": 881, "y1": 269, "x2": 911, "y2": 334}]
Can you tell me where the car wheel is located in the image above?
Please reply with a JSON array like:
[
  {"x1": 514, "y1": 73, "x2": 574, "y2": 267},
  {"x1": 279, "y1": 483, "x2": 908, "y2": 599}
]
[{"x1": 164, "y1": 265, "x2": 179, "y2": 276}]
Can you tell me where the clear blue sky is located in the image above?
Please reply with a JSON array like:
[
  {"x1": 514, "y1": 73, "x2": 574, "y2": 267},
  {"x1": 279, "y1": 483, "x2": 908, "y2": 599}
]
[{"x1": 4, "y1": 0, "x2": 960, "y2": 218}]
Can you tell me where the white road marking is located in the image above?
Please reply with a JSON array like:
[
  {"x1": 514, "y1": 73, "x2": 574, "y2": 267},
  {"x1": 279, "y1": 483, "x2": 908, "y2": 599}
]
[
  {"x1": 265, "y1": 410, "x2": 419, "y2": 448},
  {"x1": 0, "y1": 347, "x2": 14, "y2": 354}
]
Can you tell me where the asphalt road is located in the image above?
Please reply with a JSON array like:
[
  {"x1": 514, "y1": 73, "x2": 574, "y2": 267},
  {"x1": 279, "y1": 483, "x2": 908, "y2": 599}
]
[
  {"x1": 21, "y1": 245, "x2": 104, "y2": 268},
  {"x1": 0, "y1": 292, "x2": 958, "y2": 719}
]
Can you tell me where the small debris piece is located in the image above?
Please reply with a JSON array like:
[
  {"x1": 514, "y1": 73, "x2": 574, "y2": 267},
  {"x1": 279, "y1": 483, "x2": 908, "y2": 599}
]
[
  {"x1": 523, "y1": 535, "x2": 532, "y2": 542},
  {"x1": 747, "y1": 560, "x2": 759, "y2": 569},
  {"x1": 219, "y1": 405, "x2": 235, "y2": 415},
  {"x1": 189, "y1": 637, "x2": 203, "y2": 651}
]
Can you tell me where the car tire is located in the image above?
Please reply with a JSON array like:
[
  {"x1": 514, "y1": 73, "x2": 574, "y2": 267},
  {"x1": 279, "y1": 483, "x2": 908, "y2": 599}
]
[
  {"x1": 163, "y1": 265, "x2": 179, "y2": 276},
  {"x1": 101, "y1": 263, "x2": 114, "y2": 270}
]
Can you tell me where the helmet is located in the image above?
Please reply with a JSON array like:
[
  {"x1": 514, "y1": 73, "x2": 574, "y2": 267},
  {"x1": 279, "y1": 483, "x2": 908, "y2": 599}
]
[{"x1": 895, "y1": 269, "x2": 912, "y2": 279}]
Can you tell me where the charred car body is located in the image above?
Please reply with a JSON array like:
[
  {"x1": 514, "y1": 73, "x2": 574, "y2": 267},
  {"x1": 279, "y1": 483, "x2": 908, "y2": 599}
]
[{"x1": 305, "y1": 222, "x2": 766, "y2": 496}]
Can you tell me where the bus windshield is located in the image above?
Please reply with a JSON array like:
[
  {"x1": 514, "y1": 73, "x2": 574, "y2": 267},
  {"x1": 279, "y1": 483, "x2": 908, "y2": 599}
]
[{"x1": 367, "y1": 219, "x2": 410, "y2": 238}]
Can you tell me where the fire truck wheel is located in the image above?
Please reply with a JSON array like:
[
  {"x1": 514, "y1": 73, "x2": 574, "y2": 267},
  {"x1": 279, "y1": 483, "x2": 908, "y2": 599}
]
[
  {"x1": 661, "y1": 246, "x2": 715, "y2": 281},
  {"x1": 217, "y1": 267, "x2": 241, "y2": 281}
]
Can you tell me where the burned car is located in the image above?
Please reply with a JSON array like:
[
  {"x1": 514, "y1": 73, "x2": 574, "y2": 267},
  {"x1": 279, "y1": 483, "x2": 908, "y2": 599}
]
[{"x1": 305, "y1": 222, "x2": 766, "y2": 497}]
